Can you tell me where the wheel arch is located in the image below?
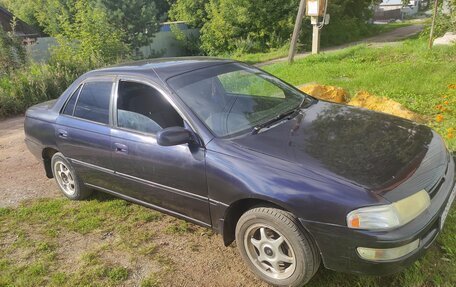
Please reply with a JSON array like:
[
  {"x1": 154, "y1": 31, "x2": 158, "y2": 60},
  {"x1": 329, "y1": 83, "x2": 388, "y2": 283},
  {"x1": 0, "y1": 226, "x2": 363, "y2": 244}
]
[
  {"x1": 42, "y1": 147, "x2": 59, "y2": 178},
  {"x1": 222, "y1": 197, "x2": 311, "y2": 246}
]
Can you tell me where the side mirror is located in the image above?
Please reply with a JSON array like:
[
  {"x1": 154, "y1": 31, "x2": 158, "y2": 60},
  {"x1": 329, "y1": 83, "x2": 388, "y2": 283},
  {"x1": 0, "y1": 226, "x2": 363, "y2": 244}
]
[{"x1": 157, "y1": 126, "x2": 194, "y2": 146}]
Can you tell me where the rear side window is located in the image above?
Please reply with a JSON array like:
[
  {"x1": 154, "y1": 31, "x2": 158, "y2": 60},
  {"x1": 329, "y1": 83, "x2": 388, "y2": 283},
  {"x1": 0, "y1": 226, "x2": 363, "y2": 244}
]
[
  {"x1": 62, "y1": 85, "x2": 81, "y2": 115},
  {"x1": 74, "y1": 81, "x2": 113, "y2": 124}
]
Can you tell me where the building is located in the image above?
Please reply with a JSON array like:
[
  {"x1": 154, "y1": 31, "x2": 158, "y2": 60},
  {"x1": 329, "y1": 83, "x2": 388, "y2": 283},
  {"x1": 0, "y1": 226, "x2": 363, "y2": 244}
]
[
  {"x1": 374, "y1": 0, "x2": 422, "y2": 21},
  {"x1": 0, "y1": 6, "x2": 41, "y2": 45}
]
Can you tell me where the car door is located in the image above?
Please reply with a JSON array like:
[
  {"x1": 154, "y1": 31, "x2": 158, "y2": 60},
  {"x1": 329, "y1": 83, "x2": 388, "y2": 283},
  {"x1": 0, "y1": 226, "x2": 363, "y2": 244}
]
[
  {"x1": 55, "y1": 77, "x2": 116, "y2": 190},
  {"x1": 109, "y1": 78, "x2": 210, "y2": 225}
]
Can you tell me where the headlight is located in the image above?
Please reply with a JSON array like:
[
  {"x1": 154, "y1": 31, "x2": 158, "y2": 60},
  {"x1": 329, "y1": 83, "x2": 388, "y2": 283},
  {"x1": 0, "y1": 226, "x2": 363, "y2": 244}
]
[{"x1": 347, "y1": 190, "x2": 430, "y2": 230}]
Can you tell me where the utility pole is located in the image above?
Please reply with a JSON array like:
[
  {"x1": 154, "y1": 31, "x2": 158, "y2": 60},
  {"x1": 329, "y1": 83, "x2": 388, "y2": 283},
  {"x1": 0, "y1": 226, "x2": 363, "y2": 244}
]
[
  {"x1": 288, "y1": 0, "x2": 307, "y2": 63},
  {"x1": 429, "y1": 0, "x2": 439, "y2": 49},
  {"x1": 307, "y1": 0, "x2": 328, "y2": 55},
  {"x1": 311, "y1": 17, "x2": 321, "y2": 54}
]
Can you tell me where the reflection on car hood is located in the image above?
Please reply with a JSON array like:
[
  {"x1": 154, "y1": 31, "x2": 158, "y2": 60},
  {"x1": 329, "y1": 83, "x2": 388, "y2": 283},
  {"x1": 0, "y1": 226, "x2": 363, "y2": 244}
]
[{"x1": 233, "y1": 101, "x2": 443, "y2": 193}]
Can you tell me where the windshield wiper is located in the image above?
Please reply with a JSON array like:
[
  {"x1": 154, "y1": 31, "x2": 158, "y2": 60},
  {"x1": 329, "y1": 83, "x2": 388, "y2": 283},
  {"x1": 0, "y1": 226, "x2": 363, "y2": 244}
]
[
  {"x1": 298, "y1": 94, "x2": 315, "y2": 109},
  {"x1": 252, "y1": 109, "x2": 299, "y2": 135},
  {"x1": 251, "y1": 95, "x2": 315, "y2": 135}
]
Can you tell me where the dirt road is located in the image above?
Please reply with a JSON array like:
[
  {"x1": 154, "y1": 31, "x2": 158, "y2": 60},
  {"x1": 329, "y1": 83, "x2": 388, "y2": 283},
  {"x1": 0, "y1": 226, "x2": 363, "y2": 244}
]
[
  {"x1": 257, "y1": 24, "x2": 424, "y2": 67},
  {"x1": 0, "y1": 116, "x2": 59, "y2": 207}
]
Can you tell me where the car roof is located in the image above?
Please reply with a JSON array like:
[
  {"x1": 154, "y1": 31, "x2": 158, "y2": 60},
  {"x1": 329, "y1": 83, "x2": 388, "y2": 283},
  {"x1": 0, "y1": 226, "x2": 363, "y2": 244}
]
[{"x1": 88, "y1": 57, "x2": 235, "y2": 81}]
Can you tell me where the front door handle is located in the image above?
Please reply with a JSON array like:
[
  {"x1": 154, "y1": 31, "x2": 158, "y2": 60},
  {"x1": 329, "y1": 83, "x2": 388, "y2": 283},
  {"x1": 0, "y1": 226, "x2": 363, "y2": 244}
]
[
  {"x1": 58, "y1": 129, "x2": 68, "y2": 139},
  {"x1": 114, "y1": 143, "x2": 128, "y2": 154}
]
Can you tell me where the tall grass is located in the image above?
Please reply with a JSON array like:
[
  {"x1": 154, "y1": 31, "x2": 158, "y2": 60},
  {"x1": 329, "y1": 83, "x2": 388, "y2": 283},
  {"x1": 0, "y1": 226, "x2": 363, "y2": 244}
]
[{"x1": 0, "y1": 63, "x2": 81, "y2": 118}]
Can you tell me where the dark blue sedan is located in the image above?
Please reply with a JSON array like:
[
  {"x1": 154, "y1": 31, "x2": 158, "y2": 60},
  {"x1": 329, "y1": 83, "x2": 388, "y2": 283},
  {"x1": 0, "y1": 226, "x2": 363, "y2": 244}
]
[{"x1": 24, "y1": 58, "x2": 456, "y2": 287}]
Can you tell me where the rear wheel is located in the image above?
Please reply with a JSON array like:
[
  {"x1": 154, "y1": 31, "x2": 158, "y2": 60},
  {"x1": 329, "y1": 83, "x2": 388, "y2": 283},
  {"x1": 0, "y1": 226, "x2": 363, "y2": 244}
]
[
  {"x1": 235, "y1": 207, "x2": 320, "y2": 287},
  {"x1": 51, "y1": 152, "x2": 92, "y2": 200}
]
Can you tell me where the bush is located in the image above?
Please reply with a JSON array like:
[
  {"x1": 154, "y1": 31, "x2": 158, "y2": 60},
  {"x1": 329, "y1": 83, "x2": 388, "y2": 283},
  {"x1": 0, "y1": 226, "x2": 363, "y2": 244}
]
[
  {"x1": 97, "y1": 0, "x2": 164, "y2": 54},
  {"x1": 2, "y1": 0, "x2": 165, "y2": 53},
  {"x1": 170, "y1": 0, "x2": 375, "y2": 55},
  {"x1": 0, "y1": 0, "x2": 131, "y2": 118},
  {"x1": 0, "y1": 63, "x2": 80, "y2": 118},
  {"x1": 0, "y1": 22, "x2": 27, "y2": 75},
  {"x1": 48, "y1": 0, "x2": 129, "y2": 66},
  {"x1": 200, "y1": 0, "x2": 298, "y2": 55},
  {"x1": 170, "y1": 23, "x2": 204, "y2": 56},
  {"x1": 422, "y1": 1, "x2": 456, "y2": 39},
  {"x1": 168, "y1": 0, "x2": 209, "y2": 29},
  {"x1": 296, "y1": 17, "x2": 379, "y2": 51}
]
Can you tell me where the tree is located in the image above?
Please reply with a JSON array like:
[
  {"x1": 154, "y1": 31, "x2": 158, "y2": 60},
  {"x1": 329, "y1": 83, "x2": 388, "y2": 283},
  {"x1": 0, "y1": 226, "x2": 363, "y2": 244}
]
[
  {"x1": 314, "y1": 0, "x2": 374, "y2": 47},
  {"x1": 200, "y1": 0, "x2": 298, "y2": 55},
  {"x1": 50, "y1": 0, "x2": 128, "y2": 66},
  {"x1": 168, "y1": 0, "x2": 208, "y2": 28},
  {"x1": 95, "y1": 0, "x2": 163, "y2": 52},
  {"x1": 2, "y1": 0, "x2": 165, "y2": 52},
  {"x1": 169, "y1": 0, "x2": 374, "y2": 55}
]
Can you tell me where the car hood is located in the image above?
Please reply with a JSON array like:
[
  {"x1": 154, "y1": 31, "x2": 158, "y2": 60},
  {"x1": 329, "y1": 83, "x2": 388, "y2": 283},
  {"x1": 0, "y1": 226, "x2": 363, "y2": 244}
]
[{"x1": 232, "y1": 101, "x2": 445, "y2": 196}]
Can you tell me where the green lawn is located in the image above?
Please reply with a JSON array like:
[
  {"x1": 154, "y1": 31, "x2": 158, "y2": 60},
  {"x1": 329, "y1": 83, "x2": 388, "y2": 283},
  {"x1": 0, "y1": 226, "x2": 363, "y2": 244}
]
[
  {"x1": 0, "y1": 194, "x2": 225, "y2": 287},
  {"x1": 0, "y1": 197, "x2": 166, "y2": 286},
  {"x1": 1, "y1": 189, "x2": 455, "y2": 286}
]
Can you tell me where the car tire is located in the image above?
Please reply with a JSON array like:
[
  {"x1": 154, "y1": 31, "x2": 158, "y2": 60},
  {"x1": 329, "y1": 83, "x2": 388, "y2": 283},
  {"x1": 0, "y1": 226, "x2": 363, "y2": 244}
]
[
  {"x1": 51, "y1": 152, "x2": 92, "y2": 200},
  {"x1": 235, "y1": 207, "x2": 320, "y2": 287}
]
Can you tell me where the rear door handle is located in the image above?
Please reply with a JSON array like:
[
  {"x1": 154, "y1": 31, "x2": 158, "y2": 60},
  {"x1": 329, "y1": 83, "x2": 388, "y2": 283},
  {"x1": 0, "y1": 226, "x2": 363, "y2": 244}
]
[
  {"x1": 114, "y1": 143, "x2": 128, "y2": 154},
  {"x1": 58, "y1": 129, "x2": 68, "y2": 139}
]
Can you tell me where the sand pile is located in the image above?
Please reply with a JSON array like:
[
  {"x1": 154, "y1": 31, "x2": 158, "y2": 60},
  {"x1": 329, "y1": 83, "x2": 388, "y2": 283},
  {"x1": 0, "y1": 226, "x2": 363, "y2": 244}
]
[{"x1": 299, "y1": 84, "x2": 422, "y2": 122}]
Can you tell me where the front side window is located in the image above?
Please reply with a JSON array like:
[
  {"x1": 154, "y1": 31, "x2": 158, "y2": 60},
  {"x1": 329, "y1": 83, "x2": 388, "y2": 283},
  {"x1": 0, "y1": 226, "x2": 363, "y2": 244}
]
[
  {"x1": 167, "y1": 63, "x2": 305, "y2": 137},
  {"x1": 73, "y1": 81, "x2": 113, "y2": 124},
  {"x1": 116, "y1": 81, "x2": 183, "y2": 134}
]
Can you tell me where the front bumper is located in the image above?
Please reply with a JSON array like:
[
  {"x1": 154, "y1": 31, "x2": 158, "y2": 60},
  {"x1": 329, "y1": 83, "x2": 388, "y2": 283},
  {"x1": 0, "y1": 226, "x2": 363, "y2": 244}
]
[{"x1": 300, "y1": 155, "x2": 456, "y2": 275}]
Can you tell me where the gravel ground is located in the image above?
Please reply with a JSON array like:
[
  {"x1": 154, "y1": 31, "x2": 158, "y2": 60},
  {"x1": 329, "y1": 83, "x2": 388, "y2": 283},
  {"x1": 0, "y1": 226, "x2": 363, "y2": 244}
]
[{"x1": 0, "y1": 116, "x2": 60, "y2": 208}]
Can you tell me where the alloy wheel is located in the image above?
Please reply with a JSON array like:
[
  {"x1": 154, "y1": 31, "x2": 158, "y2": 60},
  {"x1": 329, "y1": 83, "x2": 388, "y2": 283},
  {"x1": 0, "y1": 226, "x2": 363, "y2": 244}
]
[
  {"x1": 244, "y1": 223, "x2": 297, "y2": 280},
  {"x1": 54, "y1": 161, "x2": 76, "y2": 196}
]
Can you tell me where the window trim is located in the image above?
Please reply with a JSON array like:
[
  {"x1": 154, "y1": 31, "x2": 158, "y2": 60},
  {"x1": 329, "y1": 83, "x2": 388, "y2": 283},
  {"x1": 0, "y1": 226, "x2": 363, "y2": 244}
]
[
  {"x1": 60, "y1": 83, "x2": 84, "y2": 116},
  {"x1": 60, "y1": 76, "x2": 116, "y2": 127},
  {"x1": 112, "y1": 76, "x2": 198, "y2": 139}
]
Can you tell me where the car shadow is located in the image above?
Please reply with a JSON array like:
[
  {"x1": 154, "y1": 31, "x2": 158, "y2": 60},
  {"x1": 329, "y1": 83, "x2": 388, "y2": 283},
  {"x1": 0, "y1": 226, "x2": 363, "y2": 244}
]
[
  {"x1": 308, "y1": 266, "x2": 399, "y2": 287},
  {"x1": 86, "y1": 190, "x2": 118, "y2": 202}
]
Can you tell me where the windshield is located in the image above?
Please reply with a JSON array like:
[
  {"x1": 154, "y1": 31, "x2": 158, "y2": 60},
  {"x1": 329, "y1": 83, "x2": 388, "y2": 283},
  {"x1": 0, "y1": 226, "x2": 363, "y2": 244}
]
[{"x1": 167, "y1": 63, "x2": 305, "y2": 137}]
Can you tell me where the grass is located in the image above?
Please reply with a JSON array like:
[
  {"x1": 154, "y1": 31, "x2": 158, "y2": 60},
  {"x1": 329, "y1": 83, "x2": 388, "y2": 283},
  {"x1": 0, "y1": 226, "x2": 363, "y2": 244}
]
[
  {"x1": 263, "y1": 37, "x2": 456, "y2": 151},
  {"x1": 1, "y1": 191, "x2": 455, "y2": 286},
  {"x1": 230, "y1": 22, "x2": 414, "y2": 64},
  {"x1": 230, "y1": 44, "x2": 291, "y2": 65},
  {"x1": 0, "y1": 194, "x2": 177, "y2": 287},
  {"x1": 0, "y1": 63, "x2": 81, "y2": 118}
]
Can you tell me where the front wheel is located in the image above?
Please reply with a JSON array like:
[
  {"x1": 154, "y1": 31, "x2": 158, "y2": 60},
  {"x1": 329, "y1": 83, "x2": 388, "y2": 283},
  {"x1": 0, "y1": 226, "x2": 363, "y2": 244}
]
[
  {"x1": 235, "y1": 207, "x2": 320, "y2": 287},
  {"x1": 51, "y1": 152, "x2": 92, "y2": 200}
]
